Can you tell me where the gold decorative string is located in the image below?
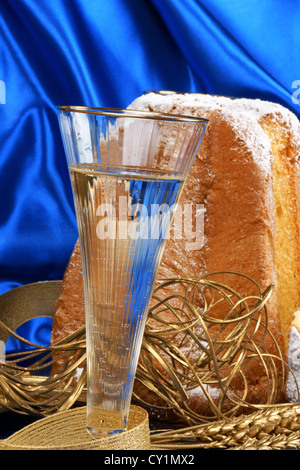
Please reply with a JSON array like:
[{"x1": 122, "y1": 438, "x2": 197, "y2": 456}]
[
  {"x1": 0, "y1": 322, "x2": 87, "y2": 416},
  {"x1": 133, "y1": 272, "x2": 289, "y2": 425}
]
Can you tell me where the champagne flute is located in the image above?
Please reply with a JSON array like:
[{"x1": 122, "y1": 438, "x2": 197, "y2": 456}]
[{"x1": 58, "y1": 106, "x2": 208, "y2": 438}]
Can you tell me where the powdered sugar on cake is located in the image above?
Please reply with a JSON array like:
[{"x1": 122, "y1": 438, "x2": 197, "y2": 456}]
[
  {"x1": 286, "y1": 325, "x2": 300, "y2": 402},
  {"x1": 187, "y1": 383, "x2": 221, "y2": 401},
  {"x1": 129, "y1": 92, "x2": 273, "y2": 174}
]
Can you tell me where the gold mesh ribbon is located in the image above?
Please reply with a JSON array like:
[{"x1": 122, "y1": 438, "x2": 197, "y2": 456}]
[{"x1": 0, "y1": 405, "x2": 150, "y2": 450}]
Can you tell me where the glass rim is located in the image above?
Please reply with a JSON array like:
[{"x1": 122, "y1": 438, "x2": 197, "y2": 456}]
[{"x1": 57, "y1": 105, "x2": 209, "y2": 124}]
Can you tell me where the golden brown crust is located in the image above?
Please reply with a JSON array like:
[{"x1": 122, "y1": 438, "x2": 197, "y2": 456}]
[{"x1": 51, "y1": 240, "x2": 84, "y2": 344}]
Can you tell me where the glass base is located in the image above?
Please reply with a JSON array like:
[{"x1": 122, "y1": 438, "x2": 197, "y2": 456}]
[
  {"x1": 87, "y1": 407, "x2": 127, "y2": 439},
  {"x1": 87, "y1": 425, "x2": 127, "y2": 439}
]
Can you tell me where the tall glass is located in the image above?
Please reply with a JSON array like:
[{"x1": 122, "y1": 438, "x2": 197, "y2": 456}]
[{"x1": 57, "y1": 106, "x2": 208, "y2": 438}]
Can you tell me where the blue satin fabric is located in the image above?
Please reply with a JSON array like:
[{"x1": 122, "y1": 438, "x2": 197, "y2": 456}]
[{"x1": 1, "y1": 0, "x2": 299, "y2": 351}]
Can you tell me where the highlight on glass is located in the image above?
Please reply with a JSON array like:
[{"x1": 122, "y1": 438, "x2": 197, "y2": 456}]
[{"x1": 57, "y1": 106, "x2": 208, "y2": 438}]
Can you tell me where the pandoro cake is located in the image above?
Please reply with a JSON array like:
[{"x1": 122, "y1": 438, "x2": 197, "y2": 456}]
[
  {"x1": 51, "y1": 93, "x2": 300, "y2": 418},
  {"x1": 128, "y1": 92, "x2": 300, "y2": 352}
]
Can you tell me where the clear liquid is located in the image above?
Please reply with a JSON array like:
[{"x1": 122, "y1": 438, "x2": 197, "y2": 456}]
[{"x1": 70, "y1": 163, "x2": 184, "y2": 437}]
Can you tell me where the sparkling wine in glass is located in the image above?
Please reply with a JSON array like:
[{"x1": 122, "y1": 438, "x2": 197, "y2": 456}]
[{"x1": 58, "y1": 106, "x2": 208, "y2": 438}]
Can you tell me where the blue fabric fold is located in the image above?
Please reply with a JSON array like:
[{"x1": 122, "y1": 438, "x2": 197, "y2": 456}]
[{"x1": 0, "y1": 0, "x2": 299, "y2": 350}]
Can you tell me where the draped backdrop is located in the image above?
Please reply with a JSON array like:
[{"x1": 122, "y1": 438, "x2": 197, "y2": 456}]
[{"x1": 0, "y1": 0, "x2": 299, "y2": 349}]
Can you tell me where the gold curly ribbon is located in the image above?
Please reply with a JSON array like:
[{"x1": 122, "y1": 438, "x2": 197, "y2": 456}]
[
  {"x1": 0, "y1": 274, "x2": 299, "y2": 450},
  {"x1": 0, "y1": 281, "x2": 87, "y2": 416},
  {"x1": 134, "y1": 272, "x2": 289, "y2": 424}
]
